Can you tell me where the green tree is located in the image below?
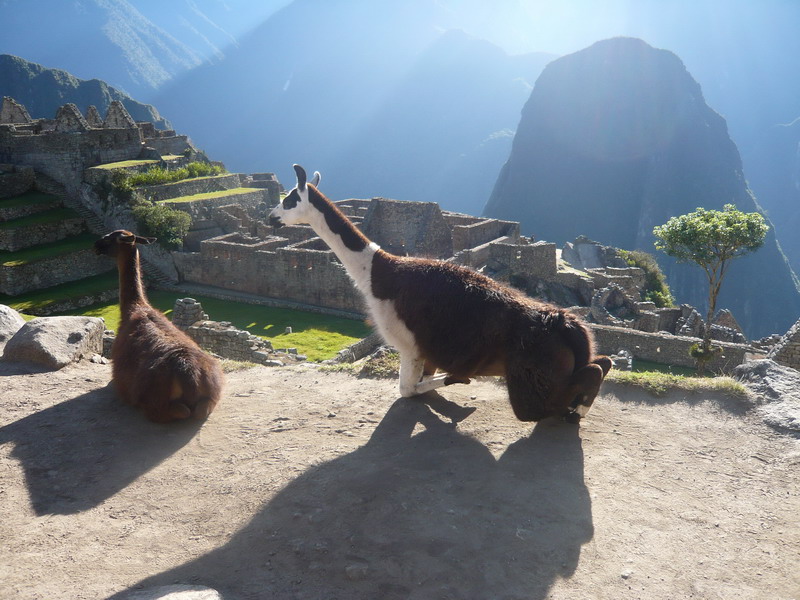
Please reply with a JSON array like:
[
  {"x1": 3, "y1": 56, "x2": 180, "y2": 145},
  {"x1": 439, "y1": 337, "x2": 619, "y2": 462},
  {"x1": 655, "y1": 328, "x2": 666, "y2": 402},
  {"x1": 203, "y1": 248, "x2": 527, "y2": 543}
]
[{"x1": 653, "y1": 204, "x2": 768, "y2": 374}]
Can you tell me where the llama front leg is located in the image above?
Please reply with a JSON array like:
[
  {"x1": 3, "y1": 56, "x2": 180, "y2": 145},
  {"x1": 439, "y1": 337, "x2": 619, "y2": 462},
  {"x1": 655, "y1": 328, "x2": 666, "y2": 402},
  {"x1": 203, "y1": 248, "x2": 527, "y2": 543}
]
[{"x1": 398, "y1": 353, "x2": 462, "y2": 396}]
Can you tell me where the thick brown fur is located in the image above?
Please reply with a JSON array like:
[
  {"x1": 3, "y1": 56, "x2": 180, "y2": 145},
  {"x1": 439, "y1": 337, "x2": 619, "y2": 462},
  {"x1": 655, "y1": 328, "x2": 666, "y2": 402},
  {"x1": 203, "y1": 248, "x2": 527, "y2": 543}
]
[
  {"x1": 371, "y1": 249, "x2": 611, "y2": 421},
  {"x1": 95, "y1": 230, "x2": 223, "y2": 423}
]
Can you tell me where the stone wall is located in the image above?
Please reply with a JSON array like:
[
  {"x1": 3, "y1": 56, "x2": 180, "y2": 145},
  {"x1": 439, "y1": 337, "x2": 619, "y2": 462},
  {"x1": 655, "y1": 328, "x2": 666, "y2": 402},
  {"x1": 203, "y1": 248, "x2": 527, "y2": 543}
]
[
  {"x1": 0, "y1": 248, "x2": 112, "y2": 295},
  {"x1": 171, "y1": 297, "x2": 301, "y2": 366},
  {"x1": 452, "y1": 218, "x2": 519, "y2": 252},
  {"x1": 591, "y1": 324, "x2": 750, "y2": 373},
  {"x1": 173, "y1": 234, "x2": 365, "y2": 313},
  {"x1": 767, "y1": 318, "x2": 800, "y2": 371},
  {"x1": 0, "y1": 214, "x2": 85, "y2": 251},
  {"x1": 362, "y1": 199, "x2": 453, "y2": 258},
  {"x1": 0, "y1": 126, "x2": 143, "y2": 194},
  {"x1": 0, "y1": 164, "x2": 35, "y2": 199}
]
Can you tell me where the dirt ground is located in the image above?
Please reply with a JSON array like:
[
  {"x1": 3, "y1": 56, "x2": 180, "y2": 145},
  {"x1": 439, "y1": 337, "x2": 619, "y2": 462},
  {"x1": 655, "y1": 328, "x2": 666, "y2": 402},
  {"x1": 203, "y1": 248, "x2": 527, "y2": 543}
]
[{"x1": 0, "y1": 359, "x2": 798, "y2": 600}]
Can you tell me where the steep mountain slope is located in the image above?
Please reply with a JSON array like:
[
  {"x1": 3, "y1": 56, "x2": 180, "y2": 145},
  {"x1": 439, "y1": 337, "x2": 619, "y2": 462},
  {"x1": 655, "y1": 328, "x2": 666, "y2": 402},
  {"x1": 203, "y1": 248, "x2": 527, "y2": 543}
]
[
  {"x1": 326, "y1": 30, "x2": 552, "y2": 214},
  {"x1": 0, "y1": 0, "x2": 200, "y2": 99},
  {"x1": 153, "y1": 0, "x2": 553, "y2": 213},
  {"x1": 741, "y1": 119, "x2": 800, "y2": 274},
  {"x1": 485, "y1": 37, "x2": 800, "y2": 339},
  {"x1": 0, "y1": 55, "x2": 169, "y2": 128}
]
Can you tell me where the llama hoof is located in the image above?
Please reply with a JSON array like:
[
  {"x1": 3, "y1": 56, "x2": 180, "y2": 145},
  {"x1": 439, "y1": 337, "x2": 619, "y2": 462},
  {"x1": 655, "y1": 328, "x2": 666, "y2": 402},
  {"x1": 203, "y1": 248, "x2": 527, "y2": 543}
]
[
  {"x1": 444, "y1": 375, "x2": 471, "y2": 386},
  {"x1": 564, "y1": 411, "x2": 582, "y2": 424}
]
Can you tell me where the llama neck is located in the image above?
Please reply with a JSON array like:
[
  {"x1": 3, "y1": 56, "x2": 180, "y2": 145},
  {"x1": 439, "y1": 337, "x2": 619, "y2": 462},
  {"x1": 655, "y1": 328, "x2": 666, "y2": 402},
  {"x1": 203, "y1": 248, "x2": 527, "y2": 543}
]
[
  {"x1": 307, "y1": 190, "x2": 379, "y2": 292},
  {"x1": 117, "y1": 246, "x2": 148, "y2": 312}
]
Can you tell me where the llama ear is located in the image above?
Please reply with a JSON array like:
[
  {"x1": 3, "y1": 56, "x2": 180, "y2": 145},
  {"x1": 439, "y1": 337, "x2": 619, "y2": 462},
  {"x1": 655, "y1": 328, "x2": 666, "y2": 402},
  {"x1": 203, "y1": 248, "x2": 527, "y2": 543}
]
[
  {"x1": 293, "y1": 164, "x2": 307, "y2": 191},
  {"x1": 135, "y1": 236, "x2": 156, "y2": 245},
  {"x1": 310, "y1": 171, "x2": 321, "y2": 188}
]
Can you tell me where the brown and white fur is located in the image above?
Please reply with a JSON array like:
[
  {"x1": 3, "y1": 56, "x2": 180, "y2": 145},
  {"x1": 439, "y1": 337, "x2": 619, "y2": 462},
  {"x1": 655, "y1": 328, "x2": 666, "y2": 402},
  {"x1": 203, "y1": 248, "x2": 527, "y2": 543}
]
[
  {"x1": 94, "y1": 230, "x2": 224, "y2": 423},
  {"x1": 269, "y1": 166, "x2": 611, "y2": 422}
]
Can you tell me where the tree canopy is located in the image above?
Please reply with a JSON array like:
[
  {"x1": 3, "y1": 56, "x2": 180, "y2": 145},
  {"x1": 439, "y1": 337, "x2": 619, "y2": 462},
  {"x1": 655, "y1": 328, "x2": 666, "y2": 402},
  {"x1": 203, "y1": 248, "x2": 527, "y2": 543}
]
[{"x1": 653, "y1": 204, "x2": 768, "y2": 373}]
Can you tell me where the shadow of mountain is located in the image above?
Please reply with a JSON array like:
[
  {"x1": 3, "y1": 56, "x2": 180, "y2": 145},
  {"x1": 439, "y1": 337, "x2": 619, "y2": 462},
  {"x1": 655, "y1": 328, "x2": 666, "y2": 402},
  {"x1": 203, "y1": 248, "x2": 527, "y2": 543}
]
[
  {"x1": 0, "y1": 383, "x2": 202, "y2": 515},
  {"x1": 111, "y1": 393, "x2": 592, "y2": 600}
]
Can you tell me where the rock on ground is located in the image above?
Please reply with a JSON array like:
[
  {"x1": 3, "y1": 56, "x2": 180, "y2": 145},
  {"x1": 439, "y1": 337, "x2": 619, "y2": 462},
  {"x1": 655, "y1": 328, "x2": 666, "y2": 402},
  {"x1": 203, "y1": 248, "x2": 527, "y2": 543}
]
[
  {"x1": 1, "y1": 315, "x2": 105, "y2": 369},
  {"x1": 0, "y1": 304, "x2": 25, "y2": 349},
  {"x1": 734, "y1": 359, "x2": 800, "y2": 432}
]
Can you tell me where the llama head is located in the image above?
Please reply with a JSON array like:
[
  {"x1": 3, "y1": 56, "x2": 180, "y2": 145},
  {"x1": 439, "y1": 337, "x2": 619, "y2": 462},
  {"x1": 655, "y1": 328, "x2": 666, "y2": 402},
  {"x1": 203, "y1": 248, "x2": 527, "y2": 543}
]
[
  {"x1": 94, "y1": 230, "x2": 155, "y2": 257},
  {"x1": 269, "y1": 164, "x2": 321, "y2": 228}
]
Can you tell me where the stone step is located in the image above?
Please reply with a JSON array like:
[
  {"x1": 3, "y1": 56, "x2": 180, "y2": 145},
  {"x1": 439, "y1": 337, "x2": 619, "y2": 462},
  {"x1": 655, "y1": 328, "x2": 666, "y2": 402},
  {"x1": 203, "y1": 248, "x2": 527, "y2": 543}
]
[
  {"x1": 159, "y1": 188, "x2": 267, "y2": 217},
  {"x1": 136, "y1": 174, "x2": 243, "y2": 203},
  {"x1": 1, "y1": 270, "x2": 119, "y2": 317},
  {"x1": 0, "y1": 232, "x2": 112, "y2": 295},
  {"x1": 0, "y1": 190, "x2": 62, "y2": 222},
  {"x1": 0, "y1": 206, "x2": 86, "y2": 251}
]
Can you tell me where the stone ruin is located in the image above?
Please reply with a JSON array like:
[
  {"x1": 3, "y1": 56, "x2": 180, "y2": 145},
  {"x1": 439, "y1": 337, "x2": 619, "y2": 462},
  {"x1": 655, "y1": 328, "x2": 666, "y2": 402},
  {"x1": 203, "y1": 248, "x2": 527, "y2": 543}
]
[{"x1": 2, "y1": 96, "x2": 794, "y2": 373}]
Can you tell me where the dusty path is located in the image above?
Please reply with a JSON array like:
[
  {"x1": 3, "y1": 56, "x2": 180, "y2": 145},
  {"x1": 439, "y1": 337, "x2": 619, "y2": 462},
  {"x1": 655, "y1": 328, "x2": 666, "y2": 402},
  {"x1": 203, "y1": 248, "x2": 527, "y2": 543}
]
[{"x1": 0, "y1": 360, "x2": 798, "y2": 600}]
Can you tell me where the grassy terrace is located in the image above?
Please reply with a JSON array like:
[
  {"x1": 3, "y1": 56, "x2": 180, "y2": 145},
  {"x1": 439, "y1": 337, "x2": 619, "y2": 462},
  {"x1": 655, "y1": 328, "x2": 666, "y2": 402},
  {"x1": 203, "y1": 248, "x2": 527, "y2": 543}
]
[
  {"x1": 0, "y1": 233, "x2": 97, "y2": 267},
  {"x1": 0, "y1": 190, "x2": 59, "y2": 210},
  {"x1": 0, "y1": 207, "x2": 81, "y2": 229},
  {"x1": 68, "y1": 290, "x2": 370, "y2": 362},
  {"x1": 158, "y1": 187, "x2": 258, "y2": 204},
  {"x1": 1, "y1": 271, "x2": 118, "y2": 313},
  {"x1": 92, "y1": 159, "x2": 160, "y2": 170}
]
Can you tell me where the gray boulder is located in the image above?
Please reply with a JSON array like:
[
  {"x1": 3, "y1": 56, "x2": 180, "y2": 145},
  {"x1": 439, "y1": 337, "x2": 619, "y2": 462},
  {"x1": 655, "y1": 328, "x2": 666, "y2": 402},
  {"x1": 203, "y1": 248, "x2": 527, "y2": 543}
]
[
  {"x1": 1, "y1": 316, "x2": 105, "y2": 369},
  {"x1": 734, "y1": 359, "x2": 800, "y2": 432},
  {"x1": 0, "y1": 304, "x2": 25, "y2": 348},
  {"x1": 117, "y1": 585, "x2": 223, "y2": 600}
]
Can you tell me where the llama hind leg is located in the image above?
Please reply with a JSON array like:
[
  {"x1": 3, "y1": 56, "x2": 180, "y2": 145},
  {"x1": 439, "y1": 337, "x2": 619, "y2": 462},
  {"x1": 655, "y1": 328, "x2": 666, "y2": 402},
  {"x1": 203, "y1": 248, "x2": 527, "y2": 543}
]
[{"x1": 399, "y1": 354, "x2": 466, "y2": 396}]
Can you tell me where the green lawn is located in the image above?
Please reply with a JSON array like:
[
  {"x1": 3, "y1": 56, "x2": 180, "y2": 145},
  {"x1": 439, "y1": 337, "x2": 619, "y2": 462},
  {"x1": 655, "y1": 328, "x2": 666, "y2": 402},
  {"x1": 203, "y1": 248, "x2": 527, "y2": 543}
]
[
  {"x1": 68, "y1": 290, "x2": 371, "y2": 362},
  {"x1": 92, "y1": 159, "x2": 160, "y2": 170},
  {"x1": 0, "y1": 207, "x2": 81, "y2": 229},
  {"x1": 0, "y1": 232, "x2": 97, "y2": 266},
  {"x1": 159, "y1": 188, "x2": 258, "y2": 204},
  {"x1": 0, "y1": 190, "x2": 59, "y2": 209}
]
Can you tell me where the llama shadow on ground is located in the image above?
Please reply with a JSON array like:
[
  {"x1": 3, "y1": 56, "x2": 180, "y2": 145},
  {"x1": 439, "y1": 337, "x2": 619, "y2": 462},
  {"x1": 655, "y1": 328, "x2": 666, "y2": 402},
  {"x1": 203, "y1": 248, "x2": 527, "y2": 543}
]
[
  {"x1": 0, "y1": 382, "x2": 202, "y2": 515},
  {"x1": 111, "y1": 393, "x2": 593, "y2": 600}
]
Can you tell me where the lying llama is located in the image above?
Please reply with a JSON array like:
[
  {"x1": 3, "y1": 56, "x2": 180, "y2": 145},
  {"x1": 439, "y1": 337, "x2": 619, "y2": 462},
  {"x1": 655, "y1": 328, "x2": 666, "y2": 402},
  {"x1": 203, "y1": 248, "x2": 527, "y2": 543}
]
[
  {"x1": 94, "y1": 230, "x2": 223, "y2": 422},
  {"x1": 270, "y1": 165, "x2": 611, "y2": 422}
]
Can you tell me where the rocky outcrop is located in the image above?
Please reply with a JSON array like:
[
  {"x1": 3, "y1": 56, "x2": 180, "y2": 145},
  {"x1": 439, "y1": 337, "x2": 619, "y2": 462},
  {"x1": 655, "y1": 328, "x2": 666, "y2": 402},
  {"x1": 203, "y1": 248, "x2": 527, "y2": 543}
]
[
  {"x1": 485, "y1": 37, "x2": 800, "y2": 339},
  {"x1": 734, "y1": 360, "x2": 800, "y2": 432},
  {"x1": 2, "y1": 316, "x2": 104, "y2": 369}
]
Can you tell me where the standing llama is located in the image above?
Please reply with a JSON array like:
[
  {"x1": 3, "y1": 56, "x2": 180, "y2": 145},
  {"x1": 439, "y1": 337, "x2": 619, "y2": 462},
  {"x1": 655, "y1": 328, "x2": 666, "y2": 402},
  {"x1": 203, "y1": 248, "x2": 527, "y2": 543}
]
[
  {"x1": 95, "y1": 230, "x2": 224, "y2": 423},
  {"x1": 269, "y1": 165, "x2": 611, "y2": 422}
]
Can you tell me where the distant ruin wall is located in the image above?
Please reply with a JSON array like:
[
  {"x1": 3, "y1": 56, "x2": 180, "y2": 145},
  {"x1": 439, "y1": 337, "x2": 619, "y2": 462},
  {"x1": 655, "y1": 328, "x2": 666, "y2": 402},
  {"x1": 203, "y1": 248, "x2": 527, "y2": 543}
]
[
  {"x1": 144, "y1": 135, "x2": 192, "y2": 156},
  {"x1": 0, "y1": 127, "x2": 143, "y2": 193},
  {"x1": 591, "y1": 324, "x2": 750, "y2": 372},
  {"x1": 173, "y1": 240, "x2": 365, "y2": 313},
  {"x1": 767, "y1": 318, "x2": 800, "y2": 371},
  {"x1": 452, "y1": 219, "x2": 519, "y2": 252}
]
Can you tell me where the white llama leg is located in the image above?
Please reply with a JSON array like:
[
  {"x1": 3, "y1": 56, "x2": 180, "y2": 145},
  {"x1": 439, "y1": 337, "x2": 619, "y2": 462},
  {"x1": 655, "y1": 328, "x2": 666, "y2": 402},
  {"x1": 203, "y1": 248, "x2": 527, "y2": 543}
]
[{"x1": 398, "y1": 353, "x2": 426, "y2": 397}]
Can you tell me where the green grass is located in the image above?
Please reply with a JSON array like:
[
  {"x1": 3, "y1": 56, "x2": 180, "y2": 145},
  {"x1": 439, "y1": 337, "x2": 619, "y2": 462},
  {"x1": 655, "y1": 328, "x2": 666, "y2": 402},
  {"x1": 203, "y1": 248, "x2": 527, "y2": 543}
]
[
  {"x1": 607, "y1": 369, "x2": 749, "y2": 399},
  {"x1": 66, "y1": 290, "x2": 371, "y2": 362},
  {"x1": 2, "y1": 271, "x2": 118, "y2": 313},
  {"x1": 127, "y1": 162, "x2": 226, "y2": 187},
  {"x1": 0, "y1": 232, "x2": 96, "y2": 266},
  {"x1": 159, "y1": 188, "x2": 258, "y2": 204},
  {"x1": 0, "y1": 190, "x2": 59, "y2": 209},
  {"x1": 0, "y1": 207, "x2": 80, "y2": 229},
  {"x1": 92, "y1": 159, "x2": 160, "y2": 170}
]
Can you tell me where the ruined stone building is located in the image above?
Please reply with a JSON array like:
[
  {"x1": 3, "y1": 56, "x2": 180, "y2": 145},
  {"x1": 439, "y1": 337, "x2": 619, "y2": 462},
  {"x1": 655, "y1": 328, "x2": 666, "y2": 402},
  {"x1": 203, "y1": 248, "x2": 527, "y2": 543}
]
[{"x1": 0, "y1": 97, "x2": 782, "y2": 372}]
